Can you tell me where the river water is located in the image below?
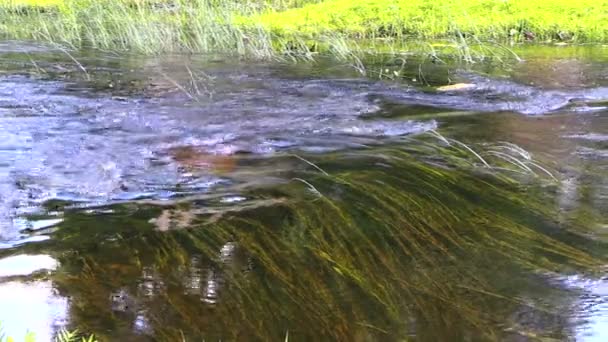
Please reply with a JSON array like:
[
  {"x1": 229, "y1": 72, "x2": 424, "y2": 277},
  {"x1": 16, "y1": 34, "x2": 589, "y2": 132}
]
[{"x1": 0, "y1": 42, "x2": 607, "y2": 341}]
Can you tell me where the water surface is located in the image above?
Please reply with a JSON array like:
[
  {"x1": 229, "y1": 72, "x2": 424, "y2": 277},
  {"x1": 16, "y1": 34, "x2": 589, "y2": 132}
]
[{"x1": 0, "y1": 42, "x2": 607, "y2": 341}]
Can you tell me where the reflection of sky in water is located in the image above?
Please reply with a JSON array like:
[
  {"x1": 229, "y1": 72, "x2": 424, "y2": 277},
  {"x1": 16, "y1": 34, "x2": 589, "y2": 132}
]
[
  {"x1": 0, "y1": 281, "x2": 68, "y2": 341},
  {"x1": 0, "y1": 254, "x2": 67, "y2": 340},
  {"x1": 0, "y1": 219, "x2": 62, "y2": 249},
  {"x1": 0, "y1": 254, "x2": 58, "y2": 277},
  {"x1": 564, "y1": 276, "x2": 608, "y2": 341}
]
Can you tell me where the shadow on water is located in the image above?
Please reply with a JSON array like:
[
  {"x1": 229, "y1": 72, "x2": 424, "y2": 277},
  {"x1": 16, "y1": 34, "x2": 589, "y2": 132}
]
[{"x1": 0, "y1": 43, "x2": 608, "y2": 341}]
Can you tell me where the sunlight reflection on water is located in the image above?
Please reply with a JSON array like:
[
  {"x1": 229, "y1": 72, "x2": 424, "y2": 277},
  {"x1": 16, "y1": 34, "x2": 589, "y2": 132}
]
[{"x1": 0, "y1": 254, "x2": 66, "y2": 341}]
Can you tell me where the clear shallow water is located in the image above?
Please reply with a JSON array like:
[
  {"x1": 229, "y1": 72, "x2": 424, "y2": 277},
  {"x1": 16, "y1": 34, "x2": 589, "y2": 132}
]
[{"x1": 0, "y1": 42, "x2": 607, "y2": 341}]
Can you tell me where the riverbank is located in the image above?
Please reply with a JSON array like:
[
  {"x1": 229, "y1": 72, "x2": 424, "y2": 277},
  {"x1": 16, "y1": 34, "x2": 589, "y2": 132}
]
[
  {"x1": 1, "y1": 0, "x2": 607, "y2": 59},
  {"x1": 246, "y1": 0, "x2": 608, "y2": 42}
]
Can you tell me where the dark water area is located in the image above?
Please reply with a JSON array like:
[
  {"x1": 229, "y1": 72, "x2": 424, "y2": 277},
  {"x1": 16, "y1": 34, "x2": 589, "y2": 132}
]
[{"x1": 0, "y1": 42, "x2": 607, "y2": 341}]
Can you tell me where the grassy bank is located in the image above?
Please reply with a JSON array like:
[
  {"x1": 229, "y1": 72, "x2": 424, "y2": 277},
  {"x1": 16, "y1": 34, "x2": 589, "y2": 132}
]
[
  {"x1": 246, "y1": 0, "x2": 608, "y2": 42},
  {"x1": 1, "y1": 0, "x2": 607, "y2": 58},
  {"x1": 0, "y1": 0, "x2": 272, "y2": 55}
]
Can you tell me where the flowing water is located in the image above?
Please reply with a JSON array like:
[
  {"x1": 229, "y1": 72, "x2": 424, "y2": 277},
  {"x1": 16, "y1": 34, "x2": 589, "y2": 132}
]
[{"x1": 0, "y1": 42, "x2": 607, "y2": 341}]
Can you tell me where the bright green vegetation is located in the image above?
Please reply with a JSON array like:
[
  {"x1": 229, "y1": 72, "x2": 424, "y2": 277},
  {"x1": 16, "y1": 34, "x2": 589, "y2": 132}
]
[
  {"x1": 3, "y1": 0, "x2": 62, "y2": 6},
  {"x1": 0, "y1": 0, "x2": 272, "y2": 55},
  {"x1": 1, "y1": 0, "x2": 607, "y2": 58},
  {"x1": 248, "y1": 0, "x2": 608, "y2": 42}
]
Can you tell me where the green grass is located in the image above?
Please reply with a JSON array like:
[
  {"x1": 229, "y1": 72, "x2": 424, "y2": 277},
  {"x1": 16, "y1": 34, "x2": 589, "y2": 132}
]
[
  {"x1": 1, "y1": 0, "x2": 607, "y2": 59},
  {"x1": 247, "y1": 0, "x2": 608, "y2": 42},
  {"x1": 0, "y1": 0, "x2": 273, "y2": 56},
  {"x1": 3, "y1": 0, "x2": 62, "y2": 6}
]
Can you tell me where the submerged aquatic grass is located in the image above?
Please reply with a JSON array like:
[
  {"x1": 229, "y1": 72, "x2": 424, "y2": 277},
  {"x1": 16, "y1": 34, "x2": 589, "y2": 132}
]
[{"x1": 10, "y1": 135, "x2": 602, "y2": 341}]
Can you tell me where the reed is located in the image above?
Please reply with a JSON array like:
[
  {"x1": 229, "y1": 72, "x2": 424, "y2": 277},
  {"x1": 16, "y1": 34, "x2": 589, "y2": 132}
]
[{"x1": 3, "y1": 0, "x2": 599, "y2": 62}]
